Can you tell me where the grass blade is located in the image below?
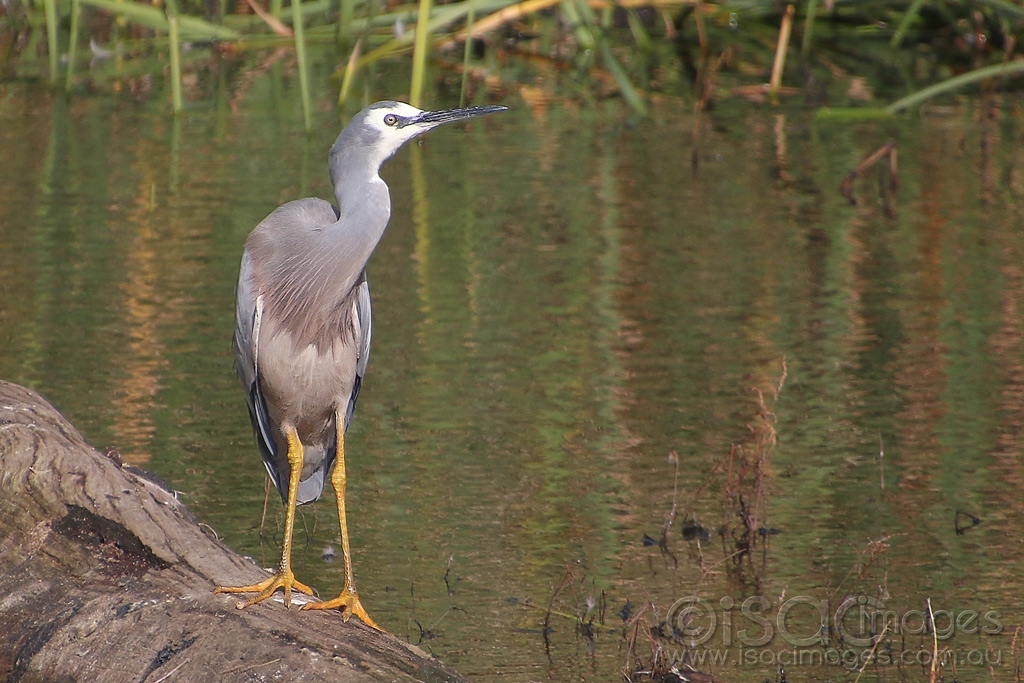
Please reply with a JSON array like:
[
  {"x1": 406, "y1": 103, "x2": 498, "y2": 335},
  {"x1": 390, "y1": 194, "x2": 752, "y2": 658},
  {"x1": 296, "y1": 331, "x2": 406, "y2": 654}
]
[
  {"x1": 293, "y1": 0, "x2": 313, "y2": 131},
  {"x1": 409, "y1": 0, "x2": 434, "y2": 108},
  {"x1": 79, "y1": 0, "x2": 240, "y2": 40},
  {"x1": 44, "y1": 0, "x2": 59, "y2": 82},
  {"x1": 459, "y1": 0, "x2": 475, "y2": 106},
  {"x1": 338, "y1": 37, "x2": 362, "y2": 105},
  {"x1": 169, "y1": 14, "x2": 183, "y2": 111},
  {"x1": 801, "y1": 0, "x2": 817, "y2": 57},
  {"x1": 165, "y1": 0, "x2": 184, "y2": 111},
  {"x1": 890, "y1": 0, "x2": 925, "y2": 49},
  {"x1": 66, "y1": 0, "x2": 82, "y2": 90},
  {"x1": 886, "y1": 60, "x2": 1024, "y2": 113}
]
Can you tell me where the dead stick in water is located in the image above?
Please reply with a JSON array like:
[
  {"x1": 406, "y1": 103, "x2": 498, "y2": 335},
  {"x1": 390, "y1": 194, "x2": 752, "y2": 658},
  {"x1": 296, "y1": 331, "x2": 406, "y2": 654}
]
[
  {"x1": 770, "y1": 5, "x2": 795, "y2": 98},
  {"x1": 839, "y1": 139, "x2": 899, "y2": 203}
]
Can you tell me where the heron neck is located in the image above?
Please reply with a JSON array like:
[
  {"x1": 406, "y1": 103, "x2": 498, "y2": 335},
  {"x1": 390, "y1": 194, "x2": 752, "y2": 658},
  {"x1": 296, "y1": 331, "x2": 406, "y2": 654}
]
[{"x1": 327, "y1": 152, "x2": 391, "y2": 268}]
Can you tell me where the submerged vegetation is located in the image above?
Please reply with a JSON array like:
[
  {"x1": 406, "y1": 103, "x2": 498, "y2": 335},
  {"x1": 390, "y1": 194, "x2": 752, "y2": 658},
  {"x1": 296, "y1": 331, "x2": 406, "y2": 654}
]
[{"x1": 3, "y1": 0, "x2": 1024, "y2": 120}]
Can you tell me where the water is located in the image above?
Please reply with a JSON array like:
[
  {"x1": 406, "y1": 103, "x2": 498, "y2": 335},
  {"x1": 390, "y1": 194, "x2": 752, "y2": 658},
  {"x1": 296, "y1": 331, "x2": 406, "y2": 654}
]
[{"x1": 2, "y1": 79, "x2": 1024, "y2": 682}]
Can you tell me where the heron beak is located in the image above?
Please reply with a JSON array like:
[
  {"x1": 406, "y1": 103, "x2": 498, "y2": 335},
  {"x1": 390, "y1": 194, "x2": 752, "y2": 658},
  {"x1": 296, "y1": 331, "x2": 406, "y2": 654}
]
[{"x1": 412, "y1": 105, "x2": 508, "y2": 128}]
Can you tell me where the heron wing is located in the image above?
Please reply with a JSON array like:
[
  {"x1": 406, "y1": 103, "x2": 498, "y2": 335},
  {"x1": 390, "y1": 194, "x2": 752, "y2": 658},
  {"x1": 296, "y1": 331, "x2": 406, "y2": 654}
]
[
  {"x1": 235, "y1": 197, "x2": 378, "y2": 503},
  {"x1": 344, "y1": 272, "x2": 372, "y2": 432},
  {"x1": 234, "y1": 251, "x2": 283, "y2": 495}
]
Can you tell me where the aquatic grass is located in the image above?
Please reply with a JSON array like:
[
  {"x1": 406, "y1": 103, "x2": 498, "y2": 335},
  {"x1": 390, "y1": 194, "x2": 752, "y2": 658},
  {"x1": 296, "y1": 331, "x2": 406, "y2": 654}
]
[
  {"x1": 43, "y1": 0, "x2": 59, "y2": 81},
  {"x1": 337, "y1": 38, "x2": 362, "y2": 105},
  {"x1": 65, "y1": 0, "x2": 82, "y2": 90},
  {"x1": 886, "y1": 59, "x2": 1024, "y2": 112},
  {"x1": 816, "y1": 58, "x2": 1024, "y2": 119},
  {"x1": 166, "y1": 0, "x2": 184, "y2": 112},
  {"x1": 21, "y1": 0, "x2": 1024, "y2": 119},
  {"x1": 337, "y1": 0, "x2": 357, "y2": 45},
  {"x1": 409, "y1": 0, "x2": 433, "y2": 107},
  {"x1": 355, "y1": 0, "x2": 518, "y2": 67},
  {"x1": 79, "y1": 0, "x2": 240, "y2": 39},
  {"x1": 563, "y1": 0, "x2": 648, "y2": 115},
  {"x1": 458, "y1": 1, "x2": 475, "y2": 106},
  {"x1": 801, "y1": 0, "x2": 817, "y2": 56},
  {"x1": 293, "y1": 0, "x2": 313, "y2": 131},
  {"x1": 889, "y1": 0, "x2": 926, "y2": 48},
  {"x1": 168, "y1": 16, "x2": 183, "y2": 111}
]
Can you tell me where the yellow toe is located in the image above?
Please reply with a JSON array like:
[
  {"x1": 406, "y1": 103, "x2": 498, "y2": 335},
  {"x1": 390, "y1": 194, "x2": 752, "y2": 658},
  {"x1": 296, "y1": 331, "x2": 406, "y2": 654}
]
[
  {"x1": 215, "y1": 570, "x2": 315, "y2": 608},
  {"x1": 301, "y1": 590, "x2": 381, "y2": 630}
]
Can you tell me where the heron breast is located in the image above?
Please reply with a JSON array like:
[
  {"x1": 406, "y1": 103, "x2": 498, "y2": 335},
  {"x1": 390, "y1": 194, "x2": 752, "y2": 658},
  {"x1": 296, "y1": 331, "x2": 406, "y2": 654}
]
[{"x1": 258, "y1": 329, "x2": 359, "y2": 445}]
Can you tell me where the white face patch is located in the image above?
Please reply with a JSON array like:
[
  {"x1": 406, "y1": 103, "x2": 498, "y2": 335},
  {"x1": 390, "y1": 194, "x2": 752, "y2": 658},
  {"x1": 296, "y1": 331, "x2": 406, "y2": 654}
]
[
  {"x1": 365, "y1": 102, "x2": 425, "y2": 133},
  {"x1": 361, "y1": 103, "x2": 433, "y2": 165}
]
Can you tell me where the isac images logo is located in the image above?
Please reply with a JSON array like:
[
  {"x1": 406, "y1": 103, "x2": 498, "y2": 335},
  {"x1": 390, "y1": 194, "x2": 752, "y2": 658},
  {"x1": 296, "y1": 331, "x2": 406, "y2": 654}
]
[{"x1": 663, "y1": 595, "x2": 1004, "y2": 670}]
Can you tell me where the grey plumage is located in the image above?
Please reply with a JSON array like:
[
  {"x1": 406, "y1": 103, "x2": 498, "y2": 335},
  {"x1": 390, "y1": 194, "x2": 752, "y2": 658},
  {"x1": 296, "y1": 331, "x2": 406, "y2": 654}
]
[{"x1": 235, "y1": 198, "x2": 373, "y2": 504}]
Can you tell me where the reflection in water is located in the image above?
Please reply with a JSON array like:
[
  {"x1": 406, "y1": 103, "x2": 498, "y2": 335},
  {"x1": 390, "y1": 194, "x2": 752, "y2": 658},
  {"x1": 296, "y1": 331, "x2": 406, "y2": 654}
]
[
  {"x1": 110, "y1": 141, "x2": 169, "y2": 465},
  {"x1": 1, "y1": 85, "x2": 1024, "y2": 682}
]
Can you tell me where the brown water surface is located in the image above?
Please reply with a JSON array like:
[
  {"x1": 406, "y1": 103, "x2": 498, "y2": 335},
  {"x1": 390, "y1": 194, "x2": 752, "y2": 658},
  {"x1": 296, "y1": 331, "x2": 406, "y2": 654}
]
[{"x1": 2, "y1": 83, "x2": 1023, "y2": 681}]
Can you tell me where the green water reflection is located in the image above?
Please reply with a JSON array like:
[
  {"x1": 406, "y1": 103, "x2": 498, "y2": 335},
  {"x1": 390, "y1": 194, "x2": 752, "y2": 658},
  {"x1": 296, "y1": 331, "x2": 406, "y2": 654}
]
[{"x1": 2, "y1": 82, "x2": 1024, "y2": 682}]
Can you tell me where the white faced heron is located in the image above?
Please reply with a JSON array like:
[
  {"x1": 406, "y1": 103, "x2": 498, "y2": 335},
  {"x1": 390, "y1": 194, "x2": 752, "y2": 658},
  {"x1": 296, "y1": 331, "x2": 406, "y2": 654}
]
[{"x1": 215, "y1": 100, "x2": 507, "y2": 629}]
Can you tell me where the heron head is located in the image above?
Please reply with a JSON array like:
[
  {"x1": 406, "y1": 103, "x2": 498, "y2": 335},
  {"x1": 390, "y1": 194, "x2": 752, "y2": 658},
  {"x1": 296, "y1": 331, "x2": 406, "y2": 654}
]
[{"x1": 330, "y1": 100, "x2": 507, "y2": 174}]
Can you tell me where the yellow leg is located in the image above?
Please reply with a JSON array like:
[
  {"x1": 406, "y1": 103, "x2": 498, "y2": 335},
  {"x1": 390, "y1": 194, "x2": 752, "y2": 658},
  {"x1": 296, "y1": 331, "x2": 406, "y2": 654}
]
[
  {"x1": 215, "y1": 426, "x2": 315, "y2": 608},
  {"x1": 301, "y1": 417, "x2": 381, "y2": 630}
]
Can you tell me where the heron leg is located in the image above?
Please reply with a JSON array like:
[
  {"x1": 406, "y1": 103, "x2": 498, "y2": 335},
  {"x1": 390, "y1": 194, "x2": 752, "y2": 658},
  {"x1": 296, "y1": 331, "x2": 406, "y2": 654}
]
[
  {"x1": 215, "y1": 426, "x2": 315, "y2": 608},
  {"x1": 301, "y1": 418, "x2": 380, "y2": 630}
]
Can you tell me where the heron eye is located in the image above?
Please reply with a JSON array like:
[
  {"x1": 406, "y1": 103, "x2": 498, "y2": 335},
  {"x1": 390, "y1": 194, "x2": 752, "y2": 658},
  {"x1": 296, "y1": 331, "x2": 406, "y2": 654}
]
[{"x1": 383, "y1": 114, "x2": 399, "y2": 127}]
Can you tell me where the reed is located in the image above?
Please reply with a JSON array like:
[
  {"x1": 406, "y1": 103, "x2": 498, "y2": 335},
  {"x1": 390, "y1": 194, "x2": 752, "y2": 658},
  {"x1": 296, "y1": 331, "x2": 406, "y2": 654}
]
[
  {"x1": 769, "y1": 4, "x2": 794, "y2": 100},
  {"x1": 81, "y1": 0, "x2": 239, "y2": 39},
  {"x1": 65, "y1": 0, "x2": 82, "y2": 90},
  {"x1": 337, "y1": 38, "x2": 362, "y2": 106},
  {"x1": 459, "y1": 0, "x2": 475, "y2": 107},
  {"x1": 886, "y1": 59, "x2": 1024, "y2": 112},
  {"x1": 165, "y1": 0, "x2": 184, "y2": 112},
  {"x1": 409, "y1": 0, "x2": 434, "y2": 108},
  {"x1": 17, "y1": 0, "x2": 1024, "y2": 122},
  {"x1": 564, "y1": 0, "x2": 647, "y2": 115},
  {"x1": 337, "y1": 0, "x2": 356, "y2": 45},
  {"x1": 890, "y1": 0, "x2": 926, "y2": 48},
  {"x1": 801, "y1": 0, "x2": 817, "y2": 57},
  {"x1": 168, "y1": 15, "x2": 183, "y2": 111},
  {"x1": 43, "y1": 0, "x2": 59, "y2": 82},
  {"x1": 293, "y1": 0, "x2": 313, "y2": 131}
]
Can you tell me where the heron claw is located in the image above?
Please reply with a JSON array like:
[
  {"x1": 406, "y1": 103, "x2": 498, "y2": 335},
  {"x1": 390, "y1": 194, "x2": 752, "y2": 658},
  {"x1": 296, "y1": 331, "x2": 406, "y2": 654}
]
[
  {"x1": 215, "y1": 570, "x2": 315, "y2": 609},
  {"x1": 301, "y1": 589, "x2": 381, "y2": 630}
]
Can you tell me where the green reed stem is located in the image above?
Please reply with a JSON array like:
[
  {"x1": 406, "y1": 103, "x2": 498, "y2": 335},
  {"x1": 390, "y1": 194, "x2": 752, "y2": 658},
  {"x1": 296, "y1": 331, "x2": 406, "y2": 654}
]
[
  {"x1": 886, "y1": 59, "x2": 1024, "y2": 113},
  {"x1": 409, "y1": 0, "x2": 433, "y2": 108},
  {"x1": 337, "y1": 38, "x2": 361, "y2": 106},
  {"x1": 890, "y1": 0, "x2": 925, "y2": 48},
  {"x1": 338, "y1": 0, "x2": 355, "y2": 45},
  {"x1": 79, "y1": 0, "x2": 240, "y2": 40},
  {"x1": 568, "y1": 0, "x2": 646, "y2": 116},
  {"x1": 169, "y1": 16, "x2": 183, "y2": 111},
  {"x1": 66, "y1": 0, "x2": 82, "y2": 90},
  {"x1": 801, "y1": 0, "x2": 817, "y2": 57},
  {"x1": 43, "y1": 0, "x2": 59, "y2": 82},
  {"x1": 459, "y1": 0, "x2": 475, "y2": 107},
  {"x1": 293, "y1": 0, "x2": 313, "y2": 131},
  {"x1": 166, "y1": 0, "x2": 184, "y2": 112}
]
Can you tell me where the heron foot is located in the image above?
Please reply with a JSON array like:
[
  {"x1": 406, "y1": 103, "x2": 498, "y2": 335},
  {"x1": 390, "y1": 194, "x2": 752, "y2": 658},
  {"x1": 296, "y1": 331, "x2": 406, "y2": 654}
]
[
  {"x1": 215, "y1": 570, "x2": 315, "y2": 609},
  {"x1": 301, "y1": 589, "x2": 381, "y2": 630}
]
